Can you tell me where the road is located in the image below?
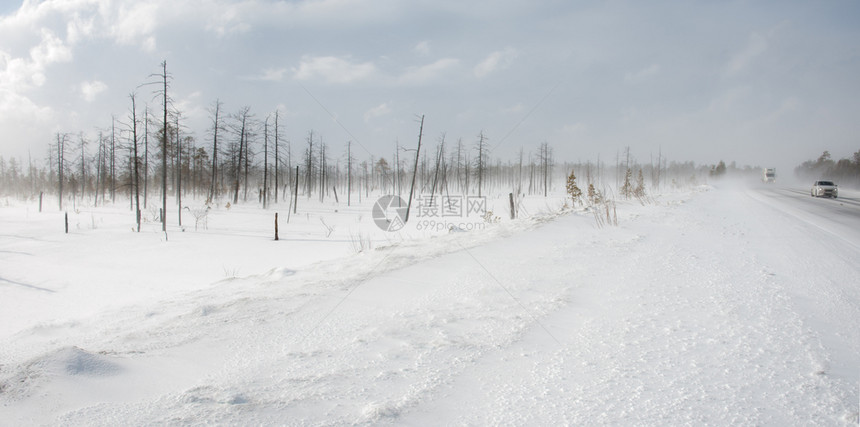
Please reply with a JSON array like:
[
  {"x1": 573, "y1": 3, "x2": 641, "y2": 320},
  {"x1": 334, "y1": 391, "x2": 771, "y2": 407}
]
[
  {"x1": 748, "y1": 184, "x2": 860, "y2": 250},
  {"x1": 402, "y1": 184, "x2": 860, "y2": 425}
]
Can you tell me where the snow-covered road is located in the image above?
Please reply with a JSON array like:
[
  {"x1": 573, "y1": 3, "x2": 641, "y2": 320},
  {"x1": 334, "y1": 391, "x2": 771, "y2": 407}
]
[
  {"x1": 403, "y1": 185, "x2": 860, "y2": 425},
  {"x1": 751, "y1": 185, "x2": 860, "y2": 249},
  {"x1": 1, "y1": 185, "x2": 858, "y2": 425}
]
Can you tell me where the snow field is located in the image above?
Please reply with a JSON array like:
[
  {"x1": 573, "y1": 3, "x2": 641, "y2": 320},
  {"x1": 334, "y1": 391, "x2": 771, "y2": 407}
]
[
  {"x1": 1, "y1": 185, "x2": 858, "y2": 425},
  {"x1": 0, "y1": 192, "x2": 574, "y2": 424}
]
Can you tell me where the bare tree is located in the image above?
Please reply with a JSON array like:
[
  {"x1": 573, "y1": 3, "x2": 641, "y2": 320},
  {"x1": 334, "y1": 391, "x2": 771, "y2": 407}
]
[
  {"x1": 393, "y1": 141, "x2": 401, "y2": 197},
  {"x1": 453, "y1": 138, "x2": 464, "y2": 193},
  {"x1": 318, "y1": 137, "x2": 327, "y2": 202},
  {"x1": 538, "y1": 142, "x2": 553, "y2": 197},
  {"x1": 473, "y1": 130, "x2": 489, "y2": 197},
  {"x1": 263, "y1": 114, "x2": 269, "y2": 208},
  {"x1": 174, "y1": 112, "x2": 183, "y2": 225},
  {"x1": 78, "y1": 133, "x2": 87, "y2": 203},
  {"x1": 304, "y1": 130, "x2": 316, "y2": 196},
  {"x1": 517, "y1": 147, "x2": 524, "y2": 195},
  {"x1": 148, "y1": 60, "x2": 173, "y2": 231},
  {"x1": 56, "y1": 133, "x2": 67, "y2": 210},
  {"x1": 346, "y1": 141, "x2": 354, "y2": 205},
  {"x1": 243, "y1": 116, "x2": 253, "y2": 202},
  {"x1": 143, "y1": 106, "x2": 150, "y2": 209},
  {"x1": 208, "y1": 100, "x2": 223, "y2": 203},
  {"x1": 161, "y1": 62, "x2": 170, "y2": 230},
  {"x1": 94, "y1": 132, "x2": 103, "y2": 206},
  {"x1": 279, "y1": 115, "x2": 293, "y2": 202},
  {"x1": 129, "y1": 93, "x2": 142, "y2": 231},
  {"x1": 232, "y1": 106, "x2": 251, "y2": 205},
  {"x1": 430, "y1": 134, "x2": 446, "y2": 204},
  {"x1": 110, "y1": 117, "x2": 117, "y2": 202},
  {"x1": 273, "y1": 110, "x2": 280, "y2": 204},
  {"x1": 406, "y1": 114, "x2": 424, "y2": 222}
]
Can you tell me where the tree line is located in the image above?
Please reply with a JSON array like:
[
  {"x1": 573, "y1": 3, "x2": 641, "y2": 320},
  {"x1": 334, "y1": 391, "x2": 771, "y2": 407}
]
[
  {"x1": 794, "y1": 150, "x2": 860, "y2": 186},
  {"x1": 0, "y1": 62, "x2": 713, "y2": 227}
]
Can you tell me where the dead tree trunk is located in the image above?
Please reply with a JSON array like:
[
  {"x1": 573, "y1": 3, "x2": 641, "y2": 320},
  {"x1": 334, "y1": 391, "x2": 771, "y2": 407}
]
[
  {"x1": 208, "y1": 100, "x2": 222, "y2": 202},
  {"x1": 160, "y1": 61, "x2": 168, "y2": 232},
  {"x1": 293, "y1": 165, "x2": 299, "y2": 214},
  {"x1": 274, "y1": 110, "x2": 280, "y2": 204},
  {"x1": 57, "y1": 133, "x2": 65, "y2": 210},
  {"x1": 130, "y1": 93, "x2": 141, "y2": 232},
  {"x1": 175, "y1": 113, "x2": 182, "y2": 226},
  {"x1": 233, "y1": 107, "x2": 250, "y2": 205},
  {"x1": 405, "y1": 115, "x2": 424, "y2": 223},
  {"x1": 263, "y1": 115, "x2": 269, "y2": 208}
]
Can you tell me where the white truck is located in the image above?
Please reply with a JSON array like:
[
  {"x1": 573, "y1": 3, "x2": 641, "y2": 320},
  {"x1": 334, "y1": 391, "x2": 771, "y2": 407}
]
[{"x1": 762, "y1": 168, "x2": 776, "y2": 183}]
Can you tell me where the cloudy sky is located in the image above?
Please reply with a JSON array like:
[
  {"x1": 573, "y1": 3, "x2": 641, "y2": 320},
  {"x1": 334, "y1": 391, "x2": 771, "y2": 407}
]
[{"x1": 1, "y1": 0, "x2": 859, "y2": 171}]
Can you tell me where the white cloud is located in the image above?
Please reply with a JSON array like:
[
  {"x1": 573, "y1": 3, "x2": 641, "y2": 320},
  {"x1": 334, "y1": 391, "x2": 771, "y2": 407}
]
[
  {"x1": 725, "y1": 32, "x2": 768, "y2": 76},
  {"x1": 0, "y1": 87, "x2": 54, "y2": 148},
  {"x1": 284, "y1": 0, "x2": 405, "y2": 28},
  {"x1": 707, "y1": 86, "x2": 752, "y2": 113},
  {"x1": 66, "y1": 12, "x2": 97, "y2": 45},
  {"x1": 414, "y1": 40, "x2": 431, "y2": 56},
  {"x1": 198, "y1": 0, "x2": 402, "y2": 36},
  {"x1": 474, "y1": 47, "x2": 518, "y2": 78},
  {"x1": 172, "y1": 91, "x2": 207, "y2": 123},
  {"x1": 245, "y1": 67, "x2": 288, "y2": 82},
  {"x1": 1, "y1": 53, "x2": 31, "y2": 90},
  {"x1": 293, "y1": 55, "x2": 377, "y2": 84},
  {"x1": 6, "y1": 0, "x2": 160, "y2": 51},
  {"x1": 0, "y1": 88, "x2": 53, "y2": 120},
  {"x1": 205, "y1": 3, "x2": 253, "y2": 37},
  {"x1": 108, "y1": 2, "x2": 159, "y2": 51},
  {"x1": 0, "y1": 29, "x2": 73, "y2": 95},
  {"x1": 141, "y1": 35, "x2": 156, "y2": 52},
  {"x1": 624, "y1": 63, "x2": 660, "y2": 83},
  {"x1": 764, "y1": 96, "x2": 801, "y2": 123},
  {"x1": 30, "y1": 29, "x2": 73, "y2": 68},
  {"x1": 562, "y1": 122, "x2": 587, "y2": 134},
  {"x1": 79, "y1": 80, "x2": 107, "y2": 102},
  {"x1": 364, "y1": 102, "x2": 391, "y2": 122},
  {"x1": 501, "y1": 103, "x2": 524, "y2": 114},
  {"x1": 398, "y1": 58, "x2": 459, "y2": 85}
]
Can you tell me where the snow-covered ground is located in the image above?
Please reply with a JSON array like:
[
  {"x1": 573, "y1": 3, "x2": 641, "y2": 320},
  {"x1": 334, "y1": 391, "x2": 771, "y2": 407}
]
[{"x1": 1, "y1": 183, "x2": 858, "y2": 425}]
